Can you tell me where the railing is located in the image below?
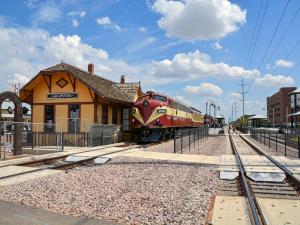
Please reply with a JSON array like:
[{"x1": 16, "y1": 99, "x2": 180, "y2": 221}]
[
  {"x1": 250, "y1": 129, "x2": 300, "y2": 158},
  {"x1": 173, "y1": 126, "x2": 208, "y2": 153}
]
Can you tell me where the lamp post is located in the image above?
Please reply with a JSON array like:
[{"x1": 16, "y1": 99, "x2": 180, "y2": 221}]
[{"x1": 273, "y1": 107, "x2": 275, "y2": 129}]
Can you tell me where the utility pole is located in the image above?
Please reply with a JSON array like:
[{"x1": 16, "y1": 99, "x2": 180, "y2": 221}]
[
  {"x1": 231, "y1": 105, "x2": 234, "y2": 123},
  {"x1": 239, "y1": 78, "x2": 248, "y2": 117},
  {"x1": 233, "y1": 97, "x2": 238, "y2": 121}
]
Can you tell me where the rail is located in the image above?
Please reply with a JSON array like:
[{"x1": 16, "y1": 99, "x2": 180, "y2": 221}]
[
  {"x1": 0, "y1": 144, "x2": 138, "y2": 180},
  {"x1": 239, "y1": 134, "x2": 300, "y2": 189},
  {"x1": 229, "y1": 133, "x2": 263, "y2": 225}
]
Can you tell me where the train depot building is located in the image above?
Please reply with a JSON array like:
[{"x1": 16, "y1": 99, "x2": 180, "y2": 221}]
[{"x1": 19, "y1": 62, "x2": 142, "y2": 140}]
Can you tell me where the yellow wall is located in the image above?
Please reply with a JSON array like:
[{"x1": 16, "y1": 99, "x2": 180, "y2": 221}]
[
  {"x1": 27, "y1": 71, "x2": 132, "y2": 133},
  {"x1": 55, "y1": 105, "x2": 68, "y2": 132},
  {"x1": 30, "y1": 72, "x2": 95, "y2": 132},
  {"x1": 80, "y1": 104, "x2": 94, "y2": 132},
  {"x1": 33, "y1": 72, "x2": 94, "y2": 104},
  {"x1": 32, "y1": 105, "x2": 44, "y2": 132}
]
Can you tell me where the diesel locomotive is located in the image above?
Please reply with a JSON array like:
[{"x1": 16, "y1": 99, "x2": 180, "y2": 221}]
[{"x1": 132, "y1": 91, "x2": 204, "y2": 142}]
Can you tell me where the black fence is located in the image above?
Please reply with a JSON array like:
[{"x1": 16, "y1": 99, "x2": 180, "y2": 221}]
[
  {"x1": 250, "y1": 129, "x2": 300, "y2": 158},
  {"x1": 174, "y1": 126, "x2": 209, "y2": 153}
]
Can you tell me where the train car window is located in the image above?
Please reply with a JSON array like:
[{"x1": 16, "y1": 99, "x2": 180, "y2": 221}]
[{"x1": 153, "y1": 95, "x2": 167, "y2": 102}]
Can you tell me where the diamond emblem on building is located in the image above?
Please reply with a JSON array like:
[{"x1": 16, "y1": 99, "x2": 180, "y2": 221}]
[{"x1": 56, "y1": 77, "x2": 69, "y2": 88}]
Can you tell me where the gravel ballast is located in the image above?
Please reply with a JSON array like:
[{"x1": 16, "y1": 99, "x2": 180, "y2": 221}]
[
  {"x1": 0, "y1": 157, "x2": 219, "y2": 225},
  {"x1": 144, "y1": 136, "x2": 229, "y2": 155}
]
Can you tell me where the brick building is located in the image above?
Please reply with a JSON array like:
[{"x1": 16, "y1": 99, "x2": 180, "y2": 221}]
[{"x1": 267, "y1": 87, "x2": 296, "y2": 126}]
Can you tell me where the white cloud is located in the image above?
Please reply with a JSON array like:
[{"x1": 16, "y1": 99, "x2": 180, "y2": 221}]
[
  {"x1": 175, "y1": 95, "x2": 193, "y2": 106},
  {"x1": 32, "y1": 1, "x2": 62, "y2": 25},
  {"x1": 254, "y1": 74, "x2": 294, "y2": 87},
  {"x1": 184, "y1": 82, "x2": 223, "y2": 96},
  {"x1": 0, "y1": 26, "x2": 128, "y2": 90},
  {"x1": 150, "y1": 50, "x2": 260, "y2": 80},
  {"x1": 26, "y1": 0, "x2": 39, "y2": 9},
  {"x1": 152, "y1": 0, "x2": 246, "y2": 41},
  {"x1": 96, "y1": 16, "x2": 122, "y2": 32},
  {"x1": 68, "y1": 10, "x2": 86, "y2": 18},
  {"x1": 228, "y1": 92, "x2": 241, "y2": 99},
  {"x1": 72, "y1": 19, "x2": 79, "y2": 27},
  {"x1": 212, "y1": 42, "x2": 223, "y2": 50},
  {"x1": 96, "y1": 16, "x2": 112, "y2": 25},
  {"x1": 139, "y1": 27, "x2": 147, "y2": 32},
  {"x1": 9, "y1": 74, "x2": 31, "y2": 85},
  {"x1": 275, "y1": 59, "x2": 294, "y2": 68},
  {"x1": 126, "y1": 37, "x2": 156, "y2": 53}
]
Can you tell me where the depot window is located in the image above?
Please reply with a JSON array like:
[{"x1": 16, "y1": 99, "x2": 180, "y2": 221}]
[
  {"x1": 69, "y1": 104, "x2": 80, "y2": 133},
  {"x1": 102, "y1": 105, "x2": 108, "y2": 125},
  {"x1": 44, "y1": 105, "x2": 55, "y2": 132},
  {"x1": 122, "y1": 108, "x2": 130, "y2": 131}
]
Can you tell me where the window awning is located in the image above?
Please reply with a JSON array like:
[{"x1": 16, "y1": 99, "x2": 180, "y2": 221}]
[{"x1": 288, "y1": 111, "x2": 300, "y2": 116}]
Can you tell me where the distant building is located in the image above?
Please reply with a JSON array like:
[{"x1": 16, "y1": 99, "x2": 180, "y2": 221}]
[
  {"x1": 247, "y1": 115, "x2": 267, "y2": 128},
  {"x1": 267, "y1": 87, "x2": 296, "y2": 127},
  {"x1": 288, "y1": 88, "x2": 300, "y2": 128}
]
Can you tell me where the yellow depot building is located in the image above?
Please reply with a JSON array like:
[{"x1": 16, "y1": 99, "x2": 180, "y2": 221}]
[{"x1": 19, "y1": 62, "x2": 142, "y2": 140}]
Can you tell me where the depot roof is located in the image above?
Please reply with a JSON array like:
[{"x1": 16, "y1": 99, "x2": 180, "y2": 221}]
[{"x1": 20, "y1": 62, "x2": 140, "y2": 103}]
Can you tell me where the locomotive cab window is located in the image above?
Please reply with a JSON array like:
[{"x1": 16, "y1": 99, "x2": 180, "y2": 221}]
[{"x1": 153, "y1": 95, "x2": 167, "y2": 102}]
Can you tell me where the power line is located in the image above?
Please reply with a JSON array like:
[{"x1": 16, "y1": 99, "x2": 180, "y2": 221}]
[
  {"x1": 248, "y1": 0, "x2": 269, "y2": 68},
  {"x1": 257, "y1": 0, "x2": 291, "y2": 70},
  {"x1": 271, "y1": 38, "x2": 300, "y2": 76},
  {"x1": 264, "y1": 5, "x2": 300, "y2": 67},
  {"x1": 244, "y1": 0, "x2": 264, "y2": 66}
]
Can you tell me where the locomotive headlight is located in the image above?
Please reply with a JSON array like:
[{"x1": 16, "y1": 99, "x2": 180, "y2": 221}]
[{"x1": 157, "y1": 108, "x2": 166, "y2": 114}]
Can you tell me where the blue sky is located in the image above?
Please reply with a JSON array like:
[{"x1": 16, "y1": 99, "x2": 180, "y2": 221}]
[{"x1": 0, "y1": 0, "x2": 299, "y2": 120}]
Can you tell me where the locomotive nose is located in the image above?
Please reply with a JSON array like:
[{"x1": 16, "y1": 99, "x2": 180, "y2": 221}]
[{"x1": 143, "y1": 100, "x2": 149, "y2": 107}]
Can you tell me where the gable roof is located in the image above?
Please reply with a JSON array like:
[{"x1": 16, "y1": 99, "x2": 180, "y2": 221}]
[
  {"x1": 21, "y1": 62, "x2": 135, "y2": 103},
  {"x1": 114, "y1": 83, "x2": 141, "y2": 101}
]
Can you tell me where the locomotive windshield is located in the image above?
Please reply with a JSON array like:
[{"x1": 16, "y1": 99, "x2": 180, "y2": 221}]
[{"x1": 153, "y1": 95, "x2": 167, "y2": 102}]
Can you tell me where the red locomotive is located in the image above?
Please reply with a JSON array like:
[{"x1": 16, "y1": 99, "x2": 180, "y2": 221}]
[{"x1": 132, "y1": 91, "x2": 204, "y2": 142}]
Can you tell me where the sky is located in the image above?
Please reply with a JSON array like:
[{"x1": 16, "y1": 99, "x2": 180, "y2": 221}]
[{"x1": 0, "y1": 0, "x2": 299, "y2": 121}]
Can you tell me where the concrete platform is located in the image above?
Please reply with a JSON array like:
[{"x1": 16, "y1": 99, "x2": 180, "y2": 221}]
[
  {"x1": 210, "y1": 196, "x2": 251, "y2": 225},
  {"x1": 119, "y1": 150, "x2": 220, "y2": 164},
  {"x1": 218, "y1": 155, "x2": 239, "y2": 180},
  {"x1": 0, "y1": 165, "x2": 39, "y2": 179},
  {"x1": 257, "y1": 198, "x2": 300, "y2": 225},
  {"x1": 0, "y1": 200, "x2": 119, "y2": 225},
  {"x1": 0, "y1": 169, "x2": 63, "y2": 186}
]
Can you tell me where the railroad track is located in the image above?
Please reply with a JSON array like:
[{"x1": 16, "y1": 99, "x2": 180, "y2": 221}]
[
  {"x1": 0, "y1": 144, "x2": 140, "y2": 181},
  {"x1": 228, "y1": 133, "x2": 300, "y2": 225},
  {"x1": 0, "y1": 142, "x2": 133, "y2": 169}
]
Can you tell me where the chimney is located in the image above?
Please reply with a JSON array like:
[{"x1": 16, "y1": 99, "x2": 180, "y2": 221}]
[
  {"x1": 88, "y1": 63, "x2": 94, "y2": 74},
  {"x1": 120, "y1": 75, "x2": 125, "y2": 84}
]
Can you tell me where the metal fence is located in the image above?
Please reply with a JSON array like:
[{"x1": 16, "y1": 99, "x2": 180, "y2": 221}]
[
  {"x1": 90, "y1": 124, "x2": 122, "y2": 147},
  {"x1": 250, "y1": 129, "x2": 300, "y2": 158},
  {"x1": 0, "y1": 121, "x2": 122, "y2": 160},
  {"x1": 174, "y1": 126, "x2": 209, "y2": 153}
]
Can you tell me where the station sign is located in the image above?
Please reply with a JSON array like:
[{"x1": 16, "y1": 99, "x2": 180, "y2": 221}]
[{"x1": 47, "y1": 92, "x2": 78, "y2": 99}]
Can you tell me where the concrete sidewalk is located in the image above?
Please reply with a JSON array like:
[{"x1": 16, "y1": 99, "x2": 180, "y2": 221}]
[{"x1": 0, "y1": 201, "x2": 119, "y2": 225}]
